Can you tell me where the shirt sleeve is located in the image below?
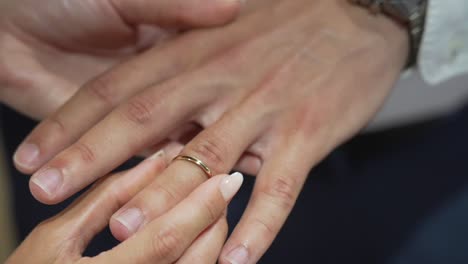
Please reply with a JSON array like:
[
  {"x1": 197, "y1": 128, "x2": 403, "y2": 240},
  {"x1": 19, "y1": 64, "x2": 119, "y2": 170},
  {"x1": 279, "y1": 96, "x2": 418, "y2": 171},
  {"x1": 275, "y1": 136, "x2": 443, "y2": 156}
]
[{"x1": 418, "y1": 0, "x2": 468, "y2": 85}]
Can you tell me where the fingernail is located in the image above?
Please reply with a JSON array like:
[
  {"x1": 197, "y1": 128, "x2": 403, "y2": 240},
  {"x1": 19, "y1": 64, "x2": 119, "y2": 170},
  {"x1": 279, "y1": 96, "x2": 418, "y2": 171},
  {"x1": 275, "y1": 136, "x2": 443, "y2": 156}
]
[
  {"x1": 219, "y1": 172, "x2": 244, "y2": 201},
  {"x1": 168, "y1": 144, "x2": 184, "y2": 159},
  {"x1": 149, "y1": 150, "x2": 166, "y2": 161},
  {"x1": 114, "y1": 208, "x2": 144, "y2": 234},
  {"x1": 225, "y1": 245, "x2": 250, "y2": 264},
  {"x1": 31, "y1": 168, "x2": 63, "y2": 196},
  {"x1": 14, "y1": 143, "x2": 40, "y2": 169}
]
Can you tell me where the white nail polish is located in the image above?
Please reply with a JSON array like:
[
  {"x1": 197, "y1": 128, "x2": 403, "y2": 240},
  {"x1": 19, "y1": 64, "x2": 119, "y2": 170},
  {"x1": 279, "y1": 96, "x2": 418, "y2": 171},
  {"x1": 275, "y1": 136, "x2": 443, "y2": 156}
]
[
  {"x1": 148, "y1": 150, "x2": 165, "y2": 161},
  {"x1": 219, "y1": 172, "x2": 244, "y2": 201}
]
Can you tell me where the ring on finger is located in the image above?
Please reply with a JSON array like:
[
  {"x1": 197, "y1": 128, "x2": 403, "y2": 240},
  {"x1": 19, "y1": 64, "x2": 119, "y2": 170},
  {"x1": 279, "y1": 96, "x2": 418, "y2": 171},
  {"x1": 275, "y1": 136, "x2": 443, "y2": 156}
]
[{"x1": 173, "y1": 155, "x2": 213, "y2": 178}]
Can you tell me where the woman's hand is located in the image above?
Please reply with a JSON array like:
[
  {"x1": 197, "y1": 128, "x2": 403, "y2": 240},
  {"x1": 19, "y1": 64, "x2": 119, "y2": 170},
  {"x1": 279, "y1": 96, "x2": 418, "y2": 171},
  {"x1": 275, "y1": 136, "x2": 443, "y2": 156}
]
[
  {"x1": 14, "y1": 0, "x2": 409, "y2": 263},
  {"x1": 0, "y1": 0, "x2": 242, "y2": 119},
  {"x1": 6, "y1": 151, "x2": 244, "y2": 264}
]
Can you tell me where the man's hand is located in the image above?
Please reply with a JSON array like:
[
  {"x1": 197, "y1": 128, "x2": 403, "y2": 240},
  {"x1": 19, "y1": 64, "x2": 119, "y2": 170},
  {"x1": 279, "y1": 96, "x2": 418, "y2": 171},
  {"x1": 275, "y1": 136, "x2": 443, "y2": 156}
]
[
  {"x1": 0, "y1": 0, "x2": 242, "y2": 119},
  {"x1": 14, "y1": 0, "x2": 409, "y2": 263},
  {"x1": 7, "y1": 151, "x2": 244, "y2": 264}
]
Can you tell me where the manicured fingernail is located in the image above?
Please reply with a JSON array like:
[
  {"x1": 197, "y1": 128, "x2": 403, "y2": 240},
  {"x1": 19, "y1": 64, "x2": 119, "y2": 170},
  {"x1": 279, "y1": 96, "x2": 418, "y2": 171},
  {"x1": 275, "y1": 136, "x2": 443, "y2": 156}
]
[
  {"x1": 219, "y1": 172, "x2": 244, "y2": 201},
  {"x1": 14, "y1": 143, "x2": 40, "y2": 169},
  {"x1": 31, "y1": 168, "x2": 62, "y2": 196},
  {"x1": 114, "y1": 208, "x2": 144, "y2": 234},
  {"x1": 225, "y1": 245, "x2": 250, "y2": 264},
  {"x1": 149, "y1": 150, "x2": 166, "y2": 161},
  {"x1": 148, "y1": 150, "x2": 166, "y2": 160}
]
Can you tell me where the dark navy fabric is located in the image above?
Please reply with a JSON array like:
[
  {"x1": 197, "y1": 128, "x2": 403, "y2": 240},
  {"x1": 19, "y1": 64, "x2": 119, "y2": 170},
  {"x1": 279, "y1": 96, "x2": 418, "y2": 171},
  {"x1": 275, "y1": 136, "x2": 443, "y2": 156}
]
[{"x1": 2, "y1": 102, "x2": 468, "y2": 263}]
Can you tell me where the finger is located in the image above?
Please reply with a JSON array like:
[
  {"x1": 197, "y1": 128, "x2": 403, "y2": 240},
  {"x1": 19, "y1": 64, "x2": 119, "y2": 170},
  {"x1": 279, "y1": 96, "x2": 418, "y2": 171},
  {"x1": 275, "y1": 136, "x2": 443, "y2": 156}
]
[
  {"x1": 13, "y1": 4, "x2": 262, "y2": 175},
  {"x1": 139, "y1": 140, "x2": 184, "y2": 159},
  {"x1": 27, "y1": 72, "x2": 218, "y2": 204},
  {"x1": 177, "y1": 217, "x2": 229, "y2": 264},
  {"x1": 109, "y1": 103, "x2": 269, "y2": 241},
  {"x1": 0, "y1": 66, "x2": 76, "y2": 120},
  {"x1": 138, "y1": 123, "x2": 200, "y2": 157},
  {"x1": 12, "y1": 22, "x2": 230, "y2": 175},
  {"x1": 13, "y1": 39, "x2": 194, "y2": 174},
  {"x1": 11, "y1": 151, "x2": 167, "y2": 264},
  {"x1": 112, "y1": 0, "x2": 243, "y2": 28},
  {"x1": 95, "y1": 173, "x2": 243, "y2": 264},
  {"x1": 157, "y1": 141, "x2": 185, "y2": 160},
  {"x1": 233, "y1": 153, "x2": 262, "y2": 176},
  {"x1": 220, "y1": 140, "x2": 310, "y2": 264}
]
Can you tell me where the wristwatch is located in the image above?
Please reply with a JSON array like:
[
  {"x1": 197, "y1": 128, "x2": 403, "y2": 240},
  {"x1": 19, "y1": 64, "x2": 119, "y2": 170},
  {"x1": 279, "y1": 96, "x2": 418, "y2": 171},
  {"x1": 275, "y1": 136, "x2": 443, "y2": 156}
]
[{"x1": 349, "y1": 0, "x2": 428, "y2": 67}]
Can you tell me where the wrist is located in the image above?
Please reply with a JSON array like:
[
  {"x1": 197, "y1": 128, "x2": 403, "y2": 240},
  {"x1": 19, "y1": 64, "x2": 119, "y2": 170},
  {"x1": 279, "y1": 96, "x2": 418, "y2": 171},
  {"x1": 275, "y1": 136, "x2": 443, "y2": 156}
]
[
  {"x1": 348, "y1": 0, "x2": 428, "y2": 67},
  {"x1": 345, "y1": 1, "x2": 410, "y2": 70},
  {"x1": 375, "y1": 11, "x2": 410, "y2": 67}
]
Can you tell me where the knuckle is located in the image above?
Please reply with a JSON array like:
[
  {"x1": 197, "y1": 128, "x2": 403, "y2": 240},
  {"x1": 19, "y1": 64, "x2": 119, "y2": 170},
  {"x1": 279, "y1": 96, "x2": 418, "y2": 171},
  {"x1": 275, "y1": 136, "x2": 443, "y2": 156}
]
[
  {"x1": 259, "y1": 176, "x2": 298, "y2": 210},
  {"x1": 189, "y1": 136, "x2": 227, "y2": 173},
  {"x1": 252, "y1": 215, "x2": 276, "y2": 237},
  {"x1": 71, "y1": 141, "x2": 97, "y2": 164},
  {"x1": 151, "y1": 225, "x2": 184, "y2": 261},
  {"x1": 121, "y1": 95, "x2": 154, "y2": 126},
  {"x1": 84, "y1": 74, "x2": 118, "y2": 106},
  {"x1": 293, "y1": 104, "x2": 327, "y2": 138},
  {"x1": 250, "y1": 64, "x2": 298, "y2": 108},
  {"x1": 149, "y1": 181, "x2": 179, "y2": 202}
]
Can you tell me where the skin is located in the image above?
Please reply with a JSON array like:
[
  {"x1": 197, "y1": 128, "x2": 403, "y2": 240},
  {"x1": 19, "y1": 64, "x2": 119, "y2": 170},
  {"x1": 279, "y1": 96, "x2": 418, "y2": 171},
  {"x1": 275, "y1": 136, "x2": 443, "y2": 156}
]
[
  {"x1": 6, "y1": 151, "x2": 244, "y2": 264},
  {"x1": 0, "y1": 0, "x2": 242, "y2": 119},
  {"x1": 10, "y1": 0, "x2": 408, "y2": 263}
]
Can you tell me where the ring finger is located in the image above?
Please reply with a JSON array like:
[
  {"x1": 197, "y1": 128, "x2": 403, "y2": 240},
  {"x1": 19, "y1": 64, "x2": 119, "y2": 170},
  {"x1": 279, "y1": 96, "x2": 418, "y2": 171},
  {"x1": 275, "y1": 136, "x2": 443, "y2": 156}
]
[
  {"x1": 109, "y1": 99, "x2": 271, "y2": 241},
  {"x1": 95, "y1": 173, "x2": 243, "y2": 264}
]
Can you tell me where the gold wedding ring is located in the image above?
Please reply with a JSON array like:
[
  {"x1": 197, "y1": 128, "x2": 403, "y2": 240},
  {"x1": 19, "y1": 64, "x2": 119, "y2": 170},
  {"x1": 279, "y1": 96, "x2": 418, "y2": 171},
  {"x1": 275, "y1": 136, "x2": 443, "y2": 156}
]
[{"x1": 173, "y1": 155, "x2": 212, "y2": 178}]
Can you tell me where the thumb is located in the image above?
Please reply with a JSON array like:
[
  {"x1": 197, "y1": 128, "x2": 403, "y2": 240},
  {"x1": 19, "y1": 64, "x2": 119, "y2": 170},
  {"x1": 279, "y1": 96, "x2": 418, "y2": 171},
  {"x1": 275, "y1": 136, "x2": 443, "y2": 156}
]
[{"x1": 110, "y1": 0, "x2": 244, "y2": 29}]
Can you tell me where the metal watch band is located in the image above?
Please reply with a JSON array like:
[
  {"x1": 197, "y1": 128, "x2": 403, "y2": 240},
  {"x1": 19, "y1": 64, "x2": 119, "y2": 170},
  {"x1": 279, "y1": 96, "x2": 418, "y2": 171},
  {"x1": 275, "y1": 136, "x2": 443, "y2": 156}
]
[
  {"x1": 349, "y1": 0, "x2": 428, "y2": 67},
  {"x1": 406, "y1": 0, "x2": 427, "y2": 67}
]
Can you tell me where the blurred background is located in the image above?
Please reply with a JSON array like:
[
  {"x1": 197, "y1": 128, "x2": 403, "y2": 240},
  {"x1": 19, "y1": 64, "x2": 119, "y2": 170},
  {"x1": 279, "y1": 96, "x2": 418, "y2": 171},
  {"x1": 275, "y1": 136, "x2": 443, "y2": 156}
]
[
  {"x1": 0, "y1": 72, "x2": 467, "y2": 263},
  {"x1": 0, "y1": 138, "x2": 16, "y2": 262}
]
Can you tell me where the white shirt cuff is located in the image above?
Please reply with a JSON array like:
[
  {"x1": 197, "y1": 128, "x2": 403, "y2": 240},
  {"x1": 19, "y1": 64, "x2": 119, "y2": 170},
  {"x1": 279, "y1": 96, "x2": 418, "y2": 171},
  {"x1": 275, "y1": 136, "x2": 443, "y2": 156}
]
[{"x1": 418, "y1": 0, "x2": 468, "y2": 85}]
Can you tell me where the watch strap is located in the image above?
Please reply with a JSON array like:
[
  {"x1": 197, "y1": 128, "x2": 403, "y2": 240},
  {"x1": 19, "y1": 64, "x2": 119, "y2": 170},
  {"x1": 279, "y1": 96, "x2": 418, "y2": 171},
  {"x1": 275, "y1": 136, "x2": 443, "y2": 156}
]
[{"x1": 349, "y1": 0, "x2": 428, "y2": 67}]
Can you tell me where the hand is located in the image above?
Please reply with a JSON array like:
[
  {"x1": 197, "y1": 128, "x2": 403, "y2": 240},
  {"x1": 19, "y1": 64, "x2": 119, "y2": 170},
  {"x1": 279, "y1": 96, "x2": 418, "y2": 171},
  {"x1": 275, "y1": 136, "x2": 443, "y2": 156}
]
[
  {"x1": 6, "y1": 151, "x2": 244, "y2": 264},
  {"x1": 0, "y1": 0, "x2": 242, "y2": 119},
  {"x1": 14, "y1": 0, "x2": 409, "y2": 263}
]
